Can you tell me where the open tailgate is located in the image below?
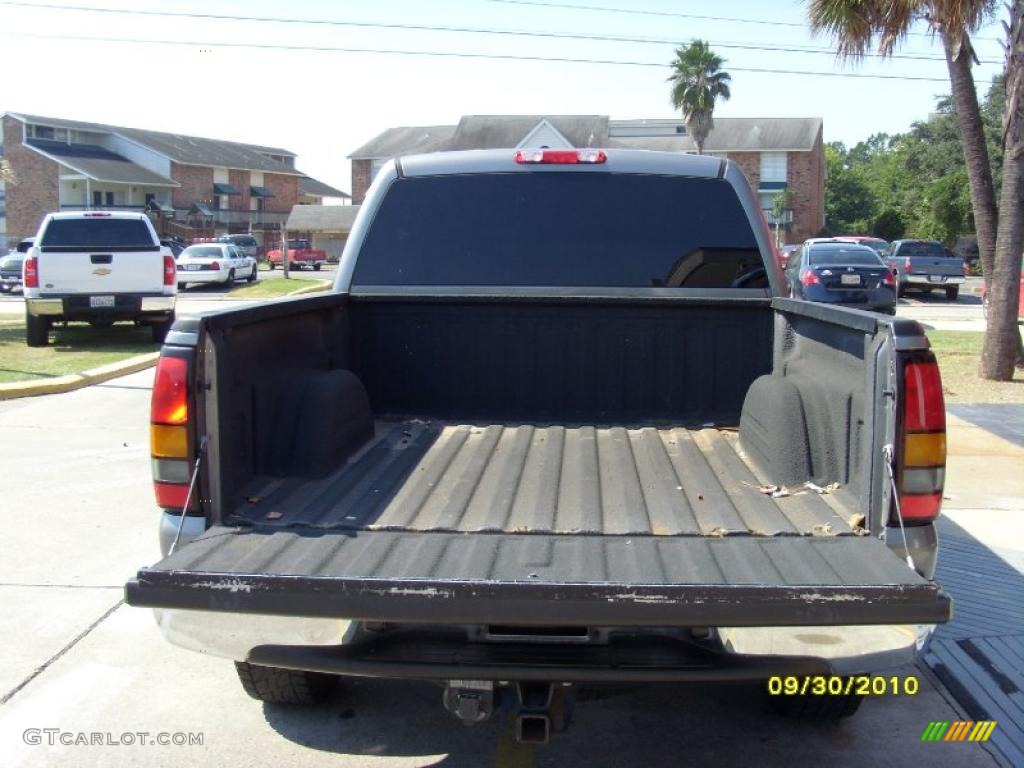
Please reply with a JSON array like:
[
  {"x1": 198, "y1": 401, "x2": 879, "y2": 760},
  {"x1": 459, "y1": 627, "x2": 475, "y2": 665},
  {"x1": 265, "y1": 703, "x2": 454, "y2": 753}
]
[{"x1": 126, "y1": 528, "x2": 950, "y2": 626}]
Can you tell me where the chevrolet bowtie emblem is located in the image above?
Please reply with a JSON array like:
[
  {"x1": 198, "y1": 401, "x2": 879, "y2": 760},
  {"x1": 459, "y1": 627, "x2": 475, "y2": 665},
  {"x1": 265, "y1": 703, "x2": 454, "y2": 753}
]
[{"x1": 93, "y1": 267, "x2": 112, "y2": 276}]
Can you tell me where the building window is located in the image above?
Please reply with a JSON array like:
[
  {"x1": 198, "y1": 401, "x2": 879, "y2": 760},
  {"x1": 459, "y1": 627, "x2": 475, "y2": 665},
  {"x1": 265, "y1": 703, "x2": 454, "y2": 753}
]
[
  {"x1": 93, "y1": 191, "x2": 102, "y2": 208},
  {"x1": 760, "y1": 152, "x2": 787, "y2": 183},
  {"x1": 29, "y1": 124, "x2": 55, "y2": 140},
  {"x1": 105, "y1": 191, "x2": 114, "y2": 206}
]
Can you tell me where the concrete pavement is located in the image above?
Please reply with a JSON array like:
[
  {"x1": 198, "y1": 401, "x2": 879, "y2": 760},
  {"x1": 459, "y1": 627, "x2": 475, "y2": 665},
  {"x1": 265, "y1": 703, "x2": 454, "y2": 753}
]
[{"x1": 0, "y1": 370, "x2": 1015, "y2": 767}]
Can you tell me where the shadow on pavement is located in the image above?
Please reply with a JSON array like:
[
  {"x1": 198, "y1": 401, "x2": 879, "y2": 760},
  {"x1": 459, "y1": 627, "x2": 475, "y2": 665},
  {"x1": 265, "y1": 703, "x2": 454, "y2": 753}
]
[{"x1": 948, "y1": 404, "x2": 1024, "y2": 447}]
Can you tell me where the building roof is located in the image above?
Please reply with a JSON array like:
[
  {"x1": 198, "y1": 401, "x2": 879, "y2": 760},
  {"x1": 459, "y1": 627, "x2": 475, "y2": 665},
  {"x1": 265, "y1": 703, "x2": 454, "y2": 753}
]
[
  {"x1": 298, "y1": 176, "x2": 350, "y2": 199},
  {"x1": 6, "y1": 112, "x2": 300, "y2": 174},
  {"x1": 348, "y1": 125, "x2": 457, "y2": 159},
  {"x1": 349, "y1": 115, "x2": 822, "y2": 159},
  {"x1": 286, "y1": 204, "x2": 361, "y2": 232},
  {"x1": 26, "y1": 138, "x2": 178, "y2": 186}
]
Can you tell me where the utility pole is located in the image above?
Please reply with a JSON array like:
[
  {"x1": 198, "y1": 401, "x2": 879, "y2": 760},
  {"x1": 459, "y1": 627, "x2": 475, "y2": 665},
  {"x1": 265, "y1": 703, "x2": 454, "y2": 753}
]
[{"x1": 281, "y1": 227, "x2": 290, "y2": 279}]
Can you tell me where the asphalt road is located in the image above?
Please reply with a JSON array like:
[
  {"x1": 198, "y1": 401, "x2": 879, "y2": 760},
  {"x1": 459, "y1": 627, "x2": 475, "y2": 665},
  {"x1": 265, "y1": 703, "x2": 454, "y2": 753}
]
[{"x1": 0, "y1": 370, "x2": 1002, "y2": 767}]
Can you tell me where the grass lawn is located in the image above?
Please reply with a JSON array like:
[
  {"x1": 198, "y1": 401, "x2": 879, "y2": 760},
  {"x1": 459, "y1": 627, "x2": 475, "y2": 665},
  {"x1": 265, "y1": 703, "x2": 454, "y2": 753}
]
[
  {"x1": 927, "y1": 330, "x2": 1024, "y2": 404},
  {"x1": 0, "y1": 319, "x2": 157, "y2": 384},
  {"x1": 227, "y1": 277, "x2": 329, "y2": 298}
]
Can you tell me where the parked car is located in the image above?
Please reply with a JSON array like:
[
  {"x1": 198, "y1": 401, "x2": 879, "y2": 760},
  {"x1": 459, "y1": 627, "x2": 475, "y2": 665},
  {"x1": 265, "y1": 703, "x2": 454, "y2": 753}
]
[
  {"x1": 786, "y1": 241, "x2": 897, "y2": 314},
  {"x1": 22, "y1": 212, "x2": 175, "y2": 346},
  {"x1": 266, "y1": 238, "x2": 326, "y2": 270},
  {"x1": 160, "y1": 238, "x2": 187, "y2": 258},
  {"x1": 0, "y1": 237, "x2": 33, "y2": 293},
  {"x1": 128, "y1": 149, "x2": 950, "y2": 742},
  {"x1": 175, "y1": 243, "x2": 256, "y2": 290},
  {"x1": 778, "y1": 243, "x2": 800, "y2": 268},
  {"x1": 216, "y1": 233, "x2": 260, "y2": 260},
  {"x1": 833, "y1": 235, "x2": 889, "y2": 257},
  {"x1": 981, "y1": 261, "x2": 1024, "y2": 320},
  {"x1": 885, "y1": 239, "x2": 966, "y2": 299}
]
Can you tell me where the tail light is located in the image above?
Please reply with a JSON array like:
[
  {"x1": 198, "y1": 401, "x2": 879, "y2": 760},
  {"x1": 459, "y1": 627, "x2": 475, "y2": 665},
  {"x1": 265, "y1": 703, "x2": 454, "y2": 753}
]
[
  {"x1": 903, "y1": 257, "x2": 912, "y2": 272},
  {"x1": 24, "y1": 255, "x2": 39, "y2": 288},
  {"x1": 800, "y1": 270, "x2": 820, "y2": 286},
  {"x1": 163, "y1": 254, "x2": 175, "y2": 286},
  {"x1": 891, "y1": 357, "x2": 946, "y2": 526},
  {"x1": 883, "y1": 269, "x2": 897, "y2": 287},
  {"x1": 150, "y1": 355, "x2": 195, "y2": 511},
  {"x1": 515, "y1": 149, "x2": 607, "y2": 164},
  {"x1": 210, "y1": 260, "x2": 220, "y2": 271}
]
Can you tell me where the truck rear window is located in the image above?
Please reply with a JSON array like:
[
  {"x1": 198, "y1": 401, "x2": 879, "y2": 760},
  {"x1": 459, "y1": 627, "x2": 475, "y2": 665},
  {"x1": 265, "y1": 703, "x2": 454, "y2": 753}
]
[
  {"x1": 899, "y1": 242, "x2": 949, "y2": 259},
  {"x1": 352, "y1": 173, "x2": 763, "y2": 288},
  {"x1": 41, "y1": 218, "x2": 158, "y2": 251}
]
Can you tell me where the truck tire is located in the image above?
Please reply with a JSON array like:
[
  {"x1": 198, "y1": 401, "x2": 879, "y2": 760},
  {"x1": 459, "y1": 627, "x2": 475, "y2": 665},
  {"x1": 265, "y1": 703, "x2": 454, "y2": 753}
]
[
  {"x1": 769, "y1": 691, "x2": 863, "y2": 721},
  {"x1": 945, "y1": 285, "x2": 959, "y2": 301},
  {"x1": 313, "y1": 264, "x2": 322, "y2": 271},
  {"x1": 26, "y1": 312, "x2": 49, "y2": 347},
  {"x1": 269, "y1": 262, "x2": 275, "y2": 270},
  {"x1": 234, "y1": 662, "x2": 337, "y2": 705},
  {"x1": 151, "y1": 314, "x2": 174, "y2": 344}
]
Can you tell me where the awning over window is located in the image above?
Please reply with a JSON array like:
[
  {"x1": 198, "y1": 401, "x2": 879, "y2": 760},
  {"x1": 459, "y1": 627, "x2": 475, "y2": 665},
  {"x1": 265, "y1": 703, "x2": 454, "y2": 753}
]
[
  {"x1": 190, "y1": 203, "x2": 213, "y2": 216},
  {"x1": 213, "y1": 183, "x2": 241, "y2": 195},
  {"x1": 250, "y1": 185, "x2": 275, "y2": 198}
]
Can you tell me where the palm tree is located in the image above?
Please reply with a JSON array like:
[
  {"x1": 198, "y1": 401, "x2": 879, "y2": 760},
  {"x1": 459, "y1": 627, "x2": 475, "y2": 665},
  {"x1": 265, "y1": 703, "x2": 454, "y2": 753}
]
[
  {"x1": 808, "y1": 0, "x2": 1022, "y2": 380},
  {"x1": 668, "y1": 40, "x2": 732, "y2": 154}
]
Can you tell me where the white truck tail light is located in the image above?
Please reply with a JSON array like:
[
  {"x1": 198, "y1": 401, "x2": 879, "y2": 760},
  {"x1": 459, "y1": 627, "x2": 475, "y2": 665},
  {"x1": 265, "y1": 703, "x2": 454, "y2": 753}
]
[
  {"x1": 24, "y1": 256, "x2": 39, "y2": 288},
  {"x1": 163, "y1": 255, "x2": 176, "y2": 286}
]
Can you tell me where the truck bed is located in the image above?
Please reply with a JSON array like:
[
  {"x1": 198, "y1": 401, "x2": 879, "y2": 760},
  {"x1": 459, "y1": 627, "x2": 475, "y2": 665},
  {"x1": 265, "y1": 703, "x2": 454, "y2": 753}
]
[{"x1": 231, "y1": 421, "x2": 856, "y2": 537}]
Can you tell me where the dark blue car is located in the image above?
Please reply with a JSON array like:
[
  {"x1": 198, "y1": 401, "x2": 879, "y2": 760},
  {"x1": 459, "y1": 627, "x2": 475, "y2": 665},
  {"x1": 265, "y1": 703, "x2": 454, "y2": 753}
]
[{"x1": 786, "y1": 240, "x2": 897, "y2": 315}]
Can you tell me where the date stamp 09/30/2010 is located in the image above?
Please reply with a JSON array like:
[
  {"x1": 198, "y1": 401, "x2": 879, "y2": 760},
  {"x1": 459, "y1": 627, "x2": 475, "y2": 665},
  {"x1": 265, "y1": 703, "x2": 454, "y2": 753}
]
[{"x1": 767, "y1": 675, "x2": 920, "y2": 697}]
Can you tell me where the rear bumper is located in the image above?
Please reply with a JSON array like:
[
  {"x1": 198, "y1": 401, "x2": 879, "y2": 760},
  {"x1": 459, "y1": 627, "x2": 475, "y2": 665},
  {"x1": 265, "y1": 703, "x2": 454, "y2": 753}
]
[
  {"x1": 154, "y1": 609, "x2": 928, "y2": 679},
  {"x1": 26, "y1": 294, "x2": 175, "y2": 318},
  {"x1": 900, "y1": 275, "x2": 966, "y2": 287},
  {"x1": 177, "y1": 269, "x2": 230, "y2": 284}
]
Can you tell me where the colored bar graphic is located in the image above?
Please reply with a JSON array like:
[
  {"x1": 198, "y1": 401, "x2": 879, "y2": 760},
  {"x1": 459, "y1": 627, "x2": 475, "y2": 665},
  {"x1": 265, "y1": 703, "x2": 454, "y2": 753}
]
[{"x1": 921, "y1": 721, "x2": 996, "y2": 742}]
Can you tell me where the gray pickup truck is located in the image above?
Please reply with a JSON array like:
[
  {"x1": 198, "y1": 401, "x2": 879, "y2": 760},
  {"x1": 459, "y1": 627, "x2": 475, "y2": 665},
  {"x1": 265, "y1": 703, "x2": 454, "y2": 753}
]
[
  {"x1": 127, "y1": 149, "x2": 951, "y2": 743},
  {"x1": 885, "y1": 239, "x2": 967, "y2": 300}
]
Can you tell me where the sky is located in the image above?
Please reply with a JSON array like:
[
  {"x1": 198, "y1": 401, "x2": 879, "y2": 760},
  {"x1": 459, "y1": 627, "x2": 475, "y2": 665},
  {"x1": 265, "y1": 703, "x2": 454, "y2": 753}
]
[{"x1": 0, "y1": 0, "x2": 1009, "y2": 196}]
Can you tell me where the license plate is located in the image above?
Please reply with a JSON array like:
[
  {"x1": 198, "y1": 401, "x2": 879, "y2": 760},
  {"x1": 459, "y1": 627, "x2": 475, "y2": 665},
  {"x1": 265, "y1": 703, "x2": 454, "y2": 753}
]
[
  {"x1": 928, "y1": 275, "x2": 945, "y2": 283},
  {"x1": 185, "y1": 264, "x2": 202, "y2": 271},
  {"x1": 89, "y1": 295, "x2": 115, "y2": 308},
  {"x1": 841, "y1": 274, "x2": 861, "y2": 285}
]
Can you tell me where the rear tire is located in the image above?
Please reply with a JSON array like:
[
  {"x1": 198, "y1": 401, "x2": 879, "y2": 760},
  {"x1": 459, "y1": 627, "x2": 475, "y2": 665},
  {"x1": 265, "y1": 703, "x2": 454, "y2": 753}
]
[
  {"x1": 268, "y1": 262, "x2": 275, "y2": 270},
  {"x1": 248, "y1": 265, "x2": 257, "y2": 282},
  {"x1": 226, "y1": 269, "x2": 235, "y2": 285},
  {"x1": 769, "y1": 690, "x2": 863, "y2": 721},
  {"x1": 177, "y1": 282, "x2": 186, "y2": 291},
  {"x1": 26, "y1": 312, "x2": 49, "y2": 347},
  {"x1": 151, "y1": 314, "x2": 174, "y2": 344},
  {"x1": 945, "y1": 285, "x2": 959, "y2": 300},
  {"x1": 313, "y1": 264, "x2": 322, "y2": 271},
  {"x1": 234, "y1": 662, "x2": 337, "y2": 705}
]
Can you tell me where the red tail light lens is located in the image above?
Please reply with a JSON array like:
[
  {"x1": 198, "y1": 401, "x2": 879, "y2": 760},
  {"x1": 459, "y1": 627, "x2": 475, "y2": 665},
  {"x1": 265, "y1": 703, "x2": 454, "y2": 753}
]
[
  {"x1": 210, "y1": 260, "x2": 220, "y2": 271},
  {"x1": 151, "y1": 356, "x2": 188, "y2": 425},
  {"x1": 163, "y1": 254, "x2": 175, "y2": 286},
  {"x1": 904, "y1": 361, "x2": 945, "y2": 432},
  {"x1": 903, "y1": 257, "x2": 912, "y2": 272},
  {"x1": 24, "y1": 256, "x2": 39, "y2": 288},
  {"x1": 883, "y1": 269, "x2": 897, "y2": 287},
  {"x1": 800, "y1": 270, "x2": 820, "y2": 286},
  {"x1": 154, "y1": 481, "x2": 192, "y2": 509},
  {"x1": 515, "y1": 149, "x2": 607, "y2": 164}
]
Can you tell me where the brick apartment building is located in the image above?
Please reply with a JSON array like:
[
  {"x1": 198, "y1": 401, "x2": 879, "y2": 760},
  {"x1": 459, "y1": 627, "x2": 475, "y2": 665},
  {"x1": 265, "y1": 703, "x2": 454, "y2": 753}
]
[
  {"x1": 0, "y1": 112, "x2": 347, "y2": 248},
  {"x1": 349, "y1": 115, "x2": 825, "y2": 244}
]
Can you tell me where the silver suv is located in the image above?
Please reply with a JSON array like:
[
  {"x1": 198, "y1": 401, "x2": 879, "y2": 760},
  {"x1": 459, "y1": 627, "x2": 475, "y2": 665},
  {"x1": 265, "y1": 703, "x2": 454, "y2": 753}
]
[{"x1": 216, "y1": 234, "x2": 259, "y2": 260}]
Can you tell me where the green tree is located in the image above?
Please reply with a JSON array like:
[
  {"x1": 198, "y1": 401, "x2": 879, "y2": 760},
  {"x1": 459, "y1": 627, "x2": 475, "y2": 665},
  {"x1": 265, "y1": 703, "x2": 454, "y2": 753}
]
[
  {"x1": 808, "y1": 0, "x2": 1023, "y2": 378},
  {"x1": 824, "y1": 143, "x2": 874, "y2": 233},
  {"x1": 872, "y1": 208, "x2": 906, "y2": 241},
  {"x1": 667, "y1": 40, "x2": 732, "y2": 155}
]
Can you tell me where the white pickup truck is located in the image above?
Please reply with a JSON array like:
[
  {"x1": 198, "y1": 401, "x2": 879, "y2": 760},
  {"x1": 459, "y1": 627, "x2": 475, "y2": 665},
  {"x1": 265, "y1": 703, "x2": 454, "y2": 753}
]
[{"x1": 23, "y1": 211, "x2": 176, "y2": 346}]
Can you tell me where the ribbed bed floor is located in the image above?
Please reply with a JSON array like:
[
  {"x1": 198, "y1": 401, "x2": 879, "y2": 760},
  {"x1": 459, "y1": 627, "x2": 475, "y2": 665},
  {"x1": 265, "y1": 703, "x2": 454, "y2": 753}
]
[{"x1": 233, "y1": 421, "x2": 855, "y2": 536}]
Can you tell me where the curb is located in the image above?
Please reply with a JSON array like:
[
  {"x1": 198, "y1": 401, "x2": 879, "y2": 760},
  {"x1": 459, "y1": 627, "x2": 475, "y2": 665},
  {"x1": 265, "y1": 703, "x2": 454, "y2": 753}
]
[
  {"x1": 175, "y1": 280, "x2": 332, "y2": 301},
  {"x1": 286, "y1": 280, "x2": 331, "y2": 296},
  {"x1": 0, "y1": 351, "x2": 159, "y2": 400}
]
